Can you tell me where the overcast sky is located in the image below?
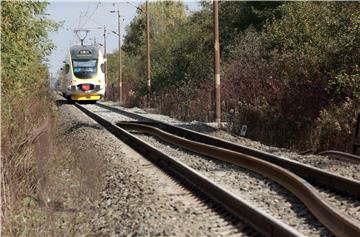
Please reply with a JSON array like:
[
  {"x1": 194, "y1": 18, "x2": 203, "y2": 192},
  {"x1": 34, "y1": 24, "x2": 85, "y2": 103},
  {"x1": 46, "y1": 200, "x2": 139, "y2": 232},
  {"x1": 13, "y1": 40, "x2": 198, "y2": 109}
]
[{"x1": 46, "y1": 0, "x2": 201, "y2": 77}]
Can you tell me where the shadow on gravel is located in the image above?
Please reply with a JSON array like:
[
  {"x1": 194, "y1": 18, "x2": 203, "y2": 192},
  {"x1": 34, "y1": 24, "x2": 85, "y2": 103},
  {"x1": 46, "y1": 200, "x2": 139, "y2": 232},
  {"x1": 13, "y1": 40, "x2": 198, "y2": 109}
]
[
  {"x1": 55, "y1": 99, "x2": 72, "y2": 107},
  {"x1": 65, "y1": 122, "x2": 103, "y2": 135},
  {"x1": 76, "y1": 101, "x2": 97, "y2": 105},
  {"x1": 55, "y1": 99, "x2": 97, "y2": 107}
]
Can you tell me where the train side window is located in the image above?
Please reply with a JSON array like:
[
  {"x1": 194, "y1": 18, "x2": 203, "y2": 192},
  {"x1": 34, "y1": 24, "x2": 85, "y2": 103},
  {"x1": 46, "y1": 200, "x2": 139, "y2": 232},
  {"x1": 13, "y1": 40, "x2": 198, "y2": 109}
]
[
  {"x1": 101, "y1": 63, "x2": 105, "y2": 73},
  {"x1": 65, "y1": 64, "x2": 70, "y2": 74}
]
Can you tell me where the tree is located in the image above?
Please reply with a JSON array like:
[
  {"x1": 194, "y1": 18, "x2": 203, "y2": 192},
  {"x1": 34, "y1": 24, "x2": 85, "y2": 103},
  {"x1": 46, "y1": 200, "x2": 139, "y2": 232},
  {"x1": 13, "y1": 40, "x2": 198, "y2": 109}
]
[
  {"x1": 112, "y1": 1, "x2": 188, "y2": 97},
  {"x1": 219, "y1": 1, "x2": 283, "y2": 50},
  {"x1": 1, "y1": 1, "x2": 58, "y2": 97}
]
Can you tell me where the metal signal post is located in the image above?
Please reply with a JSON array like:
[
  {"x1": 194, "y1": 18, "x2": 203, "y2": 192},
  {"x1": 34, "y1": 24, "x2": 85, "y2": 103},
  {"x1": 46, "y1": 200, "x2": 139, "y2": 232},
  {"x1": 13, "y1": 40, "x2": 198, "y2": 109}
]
[{"x1": 213, "y1": 0, "x2": 221, "y2": 126}]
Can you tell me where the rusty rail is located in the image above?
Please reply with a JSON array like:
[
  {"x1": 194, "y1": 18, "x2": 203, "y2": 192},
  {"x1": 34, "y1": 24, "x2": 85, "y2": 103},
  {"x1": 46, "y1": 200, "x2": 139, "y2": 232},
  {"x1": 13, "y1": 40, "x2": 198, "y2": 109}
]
[
  {"x1": 95, "y1": 103, "x2": 360, "y2": 197},
  {"x1": 118, "y1": 122, "x2": 360, "y2": 237},
  {"x1": 74, "y1": 102, "x2": 301, "y2": 237},
  {"x1": 318, "y1": 150, "x2": 360, "y2": 163}
]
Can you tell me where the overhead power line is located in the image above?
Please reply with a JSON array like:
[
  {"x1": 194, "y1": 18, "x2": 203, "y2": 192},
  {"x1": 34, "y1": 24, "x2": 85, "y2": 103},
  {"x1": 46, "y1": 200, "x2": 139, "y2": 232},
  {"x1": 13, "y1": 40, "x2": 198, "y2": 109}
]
[{"x1": 80, "y1": 1, "x2": 102, "y2": 29}]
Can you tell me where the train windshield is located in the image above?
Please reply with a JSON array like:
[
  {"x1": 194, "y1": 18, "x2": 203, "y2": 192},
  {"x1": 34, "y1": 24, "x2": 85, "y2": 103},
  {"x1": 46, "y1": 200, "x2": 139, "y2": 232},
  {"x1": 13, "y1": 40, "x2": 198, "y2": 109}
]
[{"x1": 72, "y1": 59, "x2": 97, "y2": 79}]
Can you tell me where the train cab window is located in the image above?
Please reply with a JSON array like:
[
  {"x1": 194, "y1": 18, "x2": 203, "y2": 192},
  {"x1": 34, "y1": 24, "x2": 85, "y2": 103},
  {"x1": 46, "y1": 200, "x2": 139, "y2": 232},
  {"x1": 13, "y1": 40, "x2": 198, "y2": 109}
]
[
  {"x1": 101, "y1": 63, "x2": 105, "y2": 73},
  {"x1": 72, "y1": 59, "x2": 97, "y2": 79},
  {"x1": 65, "y1": 64, "x2": 70, "y2": 74}
]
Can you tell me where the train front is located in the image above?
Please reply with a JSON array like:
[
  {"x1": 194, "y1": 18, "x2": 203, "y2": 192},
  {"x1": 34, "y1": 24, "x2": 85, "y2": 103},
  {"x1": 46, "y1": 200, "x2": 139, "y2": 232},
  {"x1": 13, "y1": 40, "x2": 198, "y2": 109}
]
[{"x1": 65, "y1": 45, "x2": 105, "y2": 101}]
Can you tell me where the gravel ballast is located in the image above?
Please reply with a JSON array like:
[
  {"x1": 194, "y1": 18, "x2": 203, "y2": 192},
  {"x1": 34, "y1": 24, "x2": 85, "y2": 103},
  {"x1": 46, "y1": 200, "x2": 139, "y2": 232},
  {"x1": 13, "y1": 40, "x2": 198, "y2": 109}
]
[
  {"x1": 135, "y1": 134, "x2": 332, "y2": 237},
  {"x1": 58, "y1": 101, "x2": 256, "y2": 236}
]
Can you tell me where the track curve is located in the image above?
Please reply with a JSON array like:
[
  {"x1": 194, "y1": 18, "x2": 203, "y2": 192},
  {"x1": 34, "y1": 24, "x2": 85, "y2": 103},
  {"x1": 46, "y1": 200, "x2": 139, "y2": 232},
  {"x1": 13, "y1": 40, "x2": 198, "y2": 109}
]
[
  {"x1": 74, "y1": 102, "x2": 302, "y2": 237},
  {"x1": 118, "y1": 122, "x2": 360, "y2": 237},
  {"x1": 95, "y1": 102, "x2": 360, "y2": 197}
]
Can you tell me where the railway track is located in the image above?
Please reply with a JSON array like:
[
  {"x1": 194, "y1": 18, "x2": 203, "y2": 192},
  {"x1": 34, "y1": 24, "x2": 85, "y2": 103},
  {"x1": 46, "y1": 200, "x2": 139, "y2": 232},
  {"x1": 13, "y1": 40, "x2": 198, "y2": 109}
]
[
  {"x1": 96, "y1": 102, "x2": 360, "y2": 197},
  {"x1": 73, "y1": 102, "x2": 360, "y2": 237},
  {"x1": 72, "y1": 102, "x2": 301, "y2": 237},
  {"x1": 139, "y1": 171, "x2": 258, "y2": 236},
  {"x1": 118, "y1": 121, "x2": 360, "y2": 236},
  {"x1": 317, "y1": 150, "x2": 360, "y2": 163}
]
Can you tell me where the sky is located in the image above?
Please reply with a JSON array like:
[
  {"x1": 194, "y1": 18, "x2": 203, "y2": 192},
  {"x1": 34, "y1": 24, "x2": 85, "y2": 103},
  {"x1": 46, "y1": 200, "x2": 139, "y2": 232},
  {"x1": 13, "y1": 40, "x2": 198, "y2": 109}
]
[{"x1": 46, "y1": 0, "x2": 201, "y2": 78}]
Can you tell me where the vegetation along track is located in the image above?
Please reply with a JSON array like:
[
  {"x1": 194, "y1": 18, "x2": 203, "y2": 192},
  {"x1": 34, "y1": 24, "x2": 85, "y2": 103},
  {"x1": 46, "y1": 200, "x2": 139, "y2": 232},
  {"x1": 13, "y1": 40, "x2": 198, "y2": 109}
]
[
  {"x1": 75, "y1": 102, "x2": 360, "y2": 237},
  {"x1": 73, "y1": 102, "x2": 302, "y2": 237}
]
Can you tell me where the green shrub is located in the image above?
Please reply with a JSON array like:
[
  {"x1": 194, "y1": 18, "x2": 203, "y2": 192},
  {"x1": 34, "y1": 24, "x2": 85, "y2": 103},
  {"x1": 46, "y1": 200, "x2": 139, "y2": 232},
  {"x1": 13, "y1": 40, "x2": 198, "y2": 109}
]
[{"x1": 314, "y1": 99, "x2": 360, "y2": 151}]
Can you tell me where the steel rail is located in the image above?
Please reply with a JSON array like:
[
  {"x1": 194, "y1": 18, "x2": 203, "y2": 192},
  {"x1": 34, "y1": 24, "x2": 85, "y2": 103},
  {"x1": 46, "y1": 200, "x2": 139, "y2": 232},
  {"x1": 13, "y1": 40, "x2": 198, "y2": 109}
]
[
  {"x1": 318, "y1": 150, "x2": 360, "y2": 163},
  {"x1": 151, "y1": 121, "x2": 360, "y2": 196},
  {"x1": 118, "y1": 122, "x2": 360, "y2": 237},
  {"x1": 96, "y1": 103, "x2": 360, "y2": 196},
  {"x1": 74, "y1": 103, "x2": 301, "y2": 237}
]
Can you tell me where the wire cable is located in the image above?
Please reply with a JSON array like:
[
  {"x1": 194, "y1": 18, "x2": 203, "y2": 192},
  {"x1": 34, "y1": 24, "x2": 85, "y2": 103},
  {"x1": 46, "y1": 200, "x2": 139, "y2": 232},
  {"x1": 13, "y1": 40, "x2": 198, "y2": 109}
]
[{"x1": 79, "y1": 0, "x2": 102, "y2": 29}]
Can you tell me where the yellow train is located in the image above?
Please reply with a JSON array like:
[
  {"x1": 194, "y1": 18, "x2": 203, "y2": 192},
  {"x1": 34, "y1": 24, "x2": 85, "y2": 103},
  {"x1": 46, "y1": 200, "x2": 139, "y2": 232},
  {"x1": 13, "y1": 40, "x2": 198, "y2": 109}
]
[{"x1": 60, "y1": 45, "x2": 105, "y2": 102}]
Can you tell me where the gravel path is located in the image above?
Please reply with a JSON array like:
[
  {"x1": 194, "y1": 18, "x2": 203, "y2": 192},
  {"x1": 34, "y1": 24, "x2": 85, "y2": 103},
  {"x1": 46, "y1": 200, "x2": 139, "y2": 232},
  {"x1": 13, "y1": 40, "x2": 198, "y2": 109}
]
[{"x1": 59, "y1": 101, "x2": 257, "y2": 236}]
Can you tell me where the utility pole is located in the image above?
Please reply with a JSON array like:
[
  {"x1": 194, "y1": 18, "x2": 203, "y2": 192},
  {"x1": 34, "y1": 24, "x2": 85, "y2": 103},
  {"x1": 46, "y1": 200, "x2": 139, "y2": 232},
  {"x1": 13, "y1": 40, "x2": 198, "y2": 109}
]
[
  {"x1": 110, "y1": 9, "x2": 123, "y2": 104},
  {"x1": 146, "y1": 0, "x2": 151, "y2": 106},
  {"x1": 213, "y1": 0, "x2": 221, "y2": 126},
  {"x1": 103, "y1": 25, "x2": 108, "y2": 100},
  {"x1": 117, "y1": 10, "x2": 123, "y2": 104}
]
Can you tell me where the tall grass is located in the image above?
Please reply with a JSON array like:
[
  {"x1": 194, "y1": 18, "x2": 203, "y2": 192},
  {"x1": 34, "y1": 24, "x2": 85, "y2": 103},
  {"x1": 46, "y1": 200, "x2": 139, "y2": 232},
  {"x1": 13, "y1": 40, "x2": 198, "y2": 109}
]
[{"x1": 1, "y1": 90, "x2": 106, "y2": 235}]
